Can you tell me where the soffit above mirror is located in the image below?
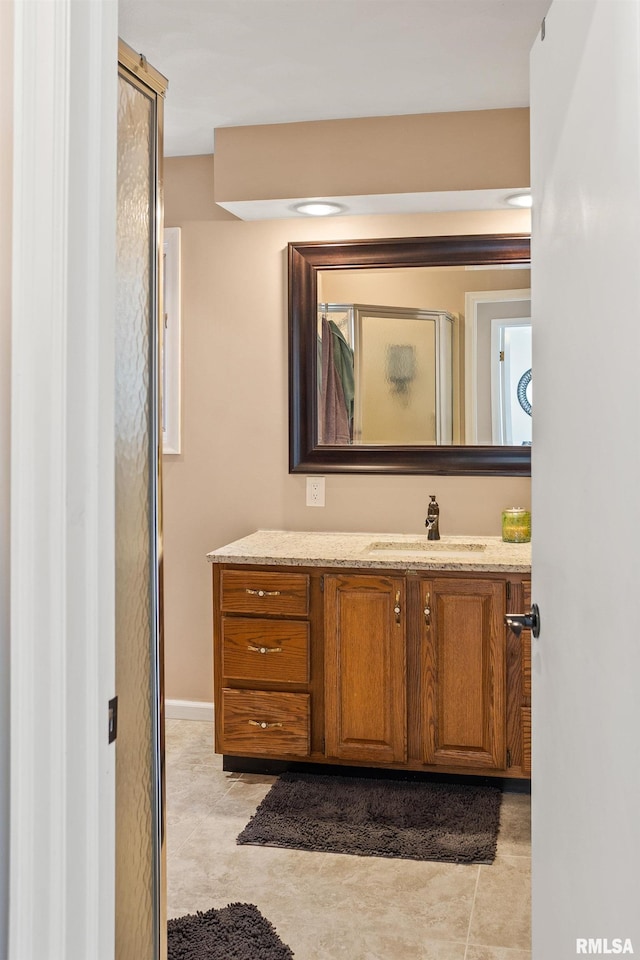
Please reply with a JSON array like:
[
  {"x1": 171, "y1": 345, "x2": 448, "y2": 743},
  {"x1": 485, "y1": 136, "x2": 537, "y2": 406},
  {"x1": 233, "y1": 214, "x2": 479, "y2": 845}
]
[{"x1": 213, "y1": 109, "x2": 530, "y2": 214}]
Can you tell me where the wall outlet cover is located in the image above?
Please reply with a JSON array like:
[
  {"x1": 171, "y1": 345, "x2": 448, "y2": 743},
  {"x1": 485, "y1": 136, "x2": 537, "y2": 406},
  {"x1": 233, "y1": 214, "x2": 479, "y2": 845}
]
[{"x1": 306, "y1": 476, "x2": 325, "y2": 507}]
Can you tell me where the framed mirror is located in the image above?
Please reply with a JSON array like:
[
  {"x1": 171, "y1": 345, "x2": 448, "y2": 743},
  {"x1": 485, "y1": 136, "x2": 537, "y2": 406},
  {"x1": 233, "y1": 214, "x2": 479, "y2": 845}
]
[{"x1": 289, "y1": 233, "x2": 531, "y2": 475}]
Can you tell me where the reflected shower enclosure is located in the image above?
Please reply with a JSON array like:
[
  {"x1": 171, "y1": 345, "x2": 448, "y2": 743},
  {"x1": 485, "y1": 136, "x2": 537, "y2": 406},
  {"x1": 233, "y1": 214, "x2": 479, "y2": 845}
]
[{"x1": 317, "y1": 303, "x2": 454, "y2": 446}]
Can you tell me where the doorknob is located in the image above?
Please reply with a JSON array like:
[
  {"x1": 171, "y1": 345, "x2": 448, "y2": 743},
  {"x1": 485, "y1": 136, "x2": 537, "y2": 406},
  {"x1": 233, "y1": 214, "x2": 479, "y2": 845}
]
[{"x1": 505, "y1": 603, "x2": 540, "y2": 638}]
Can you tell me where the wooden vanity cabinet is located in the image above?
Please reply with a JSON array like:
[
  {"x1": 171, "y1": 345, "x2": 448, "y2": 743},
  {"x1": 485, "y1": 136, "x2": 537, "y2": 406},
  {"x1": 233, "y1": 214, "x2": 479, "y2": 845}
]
[{"x1": 212, "y1": 562, "x2": 531, "y2": 779}]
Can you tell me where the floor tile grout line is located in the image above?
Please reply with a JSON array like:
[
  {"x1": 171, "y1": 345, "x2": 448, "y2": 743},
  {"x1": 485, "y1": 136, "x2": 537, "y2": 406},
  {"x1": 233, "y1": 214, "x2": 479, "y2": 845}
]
[
  {"x1": 463, "y1": 864, "x2": 482, "y2": 960},
  {"x1": 493, "y1": 852, "x2": 532, "y2": 864},
  {"x1": 167, "y1": 818, "x2": 201, "y2": 858},
  {"x1": 166, "y1": 762, "x2": 250, "y2": 857}
]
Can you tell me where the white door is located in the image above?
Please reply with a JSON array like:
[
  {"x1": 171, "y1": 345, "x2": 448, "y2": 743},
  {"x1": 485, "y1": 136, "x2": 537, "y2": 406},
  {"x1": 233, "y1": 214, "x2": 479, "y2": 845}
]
[{"x1": 531, "y1": 2, "x2": 640, "y2": 955}]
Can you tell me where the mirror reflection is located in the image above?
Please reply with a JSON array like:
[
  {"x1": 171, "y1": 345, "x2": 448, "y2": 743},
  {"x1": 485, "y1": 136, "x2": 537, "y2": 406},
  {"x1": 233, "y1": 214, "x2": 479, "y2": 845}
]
[
  {"x1": 317, "y1": 265, "x2": 531, "y2": 447},
  {"x1": 288, "y1": 234, "x2": 531, "y2": 475}
]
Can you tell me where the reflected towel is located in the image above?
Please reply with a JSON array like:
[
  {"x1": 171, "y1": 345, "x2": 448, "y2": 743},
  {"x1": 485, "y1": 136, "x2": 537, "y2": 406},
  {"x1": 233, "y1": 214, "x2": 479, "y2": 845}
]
[{"x1": 320, "y1": 317, "x2": 350, "y2": 444}]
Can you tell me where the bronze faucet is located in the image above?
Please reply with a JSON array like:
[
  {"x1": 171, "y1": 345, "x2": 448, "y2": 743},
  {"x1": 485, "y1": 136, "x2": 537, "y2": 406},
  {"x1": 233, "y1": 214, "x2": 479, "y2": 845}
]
[{"x1": 425, "y1": 494, "x2": 440, "y2": 540}]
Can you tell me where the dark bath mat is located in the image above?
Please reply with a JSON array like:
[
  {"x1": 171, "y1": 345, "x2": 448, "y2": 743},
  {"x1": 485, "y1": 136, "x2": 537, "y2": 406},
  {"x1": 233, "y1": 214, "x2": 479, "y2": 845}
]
[
  {"x1": 167, "y1": 902, "x2": 294, "y2": 960},
  {"x1": 237, "y1": 771, "x2": 502, "y2": 864}
]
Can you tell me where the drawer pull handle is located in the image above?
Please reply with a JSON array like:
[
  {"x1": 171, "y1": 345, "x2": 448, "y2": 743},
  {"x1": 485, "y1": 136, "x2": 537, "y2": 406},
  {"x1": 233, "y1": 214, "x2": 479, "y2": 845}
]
[
  {"x1": 394, "y1": 590, "x2": 401, "y2": 624},
  {"x1": 248, "y1": 719, "x2": 283, "y2": 730},
  {"x1": 247, "y1": 644, "x2": 283, "y2": 655},
  {"x1": 424, "y1": 592, "x2": 431, "y2": 627},
  {"x1": 245, "y1": 588, "x2": 281, "y2": 597}
]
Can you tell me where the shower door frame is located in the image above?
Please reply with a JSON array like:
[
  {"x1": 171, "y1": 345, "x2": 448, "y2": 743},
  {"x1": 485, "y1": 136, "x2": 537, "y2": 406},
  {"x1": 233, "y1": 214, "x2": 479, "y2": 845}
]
[{"x1": 116, "y1": 39, "x2": 167, "y2": 960}]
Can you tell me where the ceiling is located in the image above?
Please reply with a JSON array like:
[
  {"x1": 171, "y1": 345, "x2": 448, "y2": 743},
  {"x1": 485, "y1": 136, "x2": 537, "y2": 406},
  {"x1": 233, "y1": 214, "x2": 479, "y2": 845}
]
[{"x1": 118, "y1": 0, "x2": 551, "y2": 159}]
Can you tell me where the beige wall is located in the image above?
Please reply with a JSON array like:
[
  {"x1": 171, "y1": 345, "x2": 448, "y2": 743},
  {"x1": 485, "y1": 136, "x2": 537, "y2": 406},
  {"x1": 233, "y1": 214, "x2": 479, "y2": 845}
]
[
  {"x1": 164, "y1": 154, "x2": 237, "y2": 223},
  {"x1": 214, "y1": 108, "x2": 530, "y2": 202},
  {"x1": 163, "y1": 159, "x2": 531, "y2": 701},
  {"x1": 319, "y1": 265, "x2": 531, "y2": 316}
]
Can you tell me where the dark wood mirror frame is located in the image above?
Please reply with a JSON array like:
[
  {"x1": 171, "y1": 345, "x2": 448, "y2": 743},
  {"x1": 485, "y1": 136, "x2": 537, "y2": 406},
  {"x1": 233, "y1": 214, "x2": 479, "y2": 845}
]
[{"x1": 289, "y1": 233, "x2": 531, "y2": 476}]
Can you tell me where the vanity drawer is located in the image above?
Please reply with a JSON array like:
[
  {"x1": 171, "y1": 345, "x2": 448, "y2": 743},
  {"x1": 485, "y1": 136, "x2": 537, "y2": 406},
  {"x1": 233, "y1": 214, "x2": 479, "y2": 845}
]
[
  {"x1": 221, "y1": 689, "x2": 310, "y2": 757},
  {"x1": 221, "y1": 570, "x2": 309, "y2": 617},
  {"x1": 222, "y1": 617, "x2": 309, "y2": 683}
]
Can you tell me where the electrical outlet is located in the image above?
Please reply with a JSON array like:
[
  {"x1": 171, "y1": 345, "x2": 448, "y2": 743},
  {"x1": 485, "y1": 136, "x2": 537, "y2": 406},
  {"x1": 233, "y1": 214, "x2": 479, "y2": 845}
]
[{"x1": 306, "y1": 476, "x2": 325, "y2": 507}]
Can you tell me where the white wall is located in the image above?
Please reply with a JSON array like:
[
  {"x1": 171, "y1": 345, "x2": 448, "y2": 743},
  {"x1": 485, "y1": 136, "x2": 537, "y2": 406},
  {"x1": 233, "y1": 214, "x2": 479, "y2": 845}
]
[{"x1": 0, "y1": 2, "x2": 13, "y2": 953}]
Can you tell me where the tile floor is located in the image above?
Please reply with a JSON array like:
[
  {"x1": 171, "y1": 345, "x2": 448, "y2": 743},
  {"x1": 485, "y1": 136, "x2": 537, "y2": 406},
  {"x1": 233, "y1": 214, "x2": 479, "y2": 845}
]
[{"x1": 166, "y1": 719, "x2": 531, "y2": 960}]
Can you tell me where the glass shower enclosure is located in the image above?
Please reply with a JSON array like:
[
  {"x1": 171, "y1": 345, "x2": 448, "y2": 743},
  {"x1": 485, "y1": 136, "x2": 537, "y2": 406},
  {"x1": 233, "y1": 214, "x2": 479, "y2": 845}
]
[{"x1": 116, "y1": 40, "x2": 167, "y2": 960}]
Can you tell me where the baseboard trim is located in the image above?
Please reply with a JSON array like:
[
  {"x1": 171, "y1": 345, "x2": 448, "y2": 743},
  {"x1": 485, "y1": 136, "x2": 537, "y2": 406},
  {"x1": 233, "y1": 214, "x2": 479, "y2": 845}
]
[{"x1": 165, "y1": 699, "x2": 214, "y2": 722}]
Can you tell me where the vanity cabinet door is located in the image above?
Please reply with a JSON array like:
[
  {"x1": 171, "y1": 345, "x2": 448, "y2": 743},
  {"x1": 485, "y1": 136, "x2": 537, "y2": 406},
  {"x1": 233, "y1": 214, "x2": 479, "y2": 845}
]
[
  {"x1": 324, "y1": 574, "x2": 406, "y2": 764},
  {"x1": 422, "y1": 577, "x2": 506, "y2": 770}
]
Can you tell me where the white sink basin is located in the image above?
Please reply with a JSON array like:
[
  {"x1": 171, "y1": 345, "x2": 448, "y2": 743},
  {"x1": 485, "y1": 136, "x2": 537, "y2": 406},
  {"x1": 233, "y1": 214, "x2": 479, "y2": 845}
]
[{"x1": 366, "y1": 539, "x2": 487, "y2": 555}]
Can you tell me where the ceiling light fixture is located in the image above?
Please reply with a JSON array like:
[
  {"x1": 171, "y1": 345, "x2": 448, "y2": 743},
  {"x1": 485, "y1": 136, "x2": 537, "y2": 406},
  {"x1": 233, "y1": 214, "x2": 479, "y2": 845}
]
[
  {"x1": 506, "y1": 192, "x2": 533, "y2": 208},
  {"x1": 293, "y1": 201, "x2": 345, "y2": 217}
]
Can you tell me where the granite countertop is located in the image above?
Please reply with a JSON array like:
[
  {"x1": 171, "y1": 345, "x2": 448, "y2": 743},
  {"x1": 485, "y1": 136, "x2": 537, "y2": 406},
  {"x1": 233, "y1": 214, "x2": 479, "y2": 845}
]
[{"x1": 206, "y1": 529, "x2": 531, "y2": 573}]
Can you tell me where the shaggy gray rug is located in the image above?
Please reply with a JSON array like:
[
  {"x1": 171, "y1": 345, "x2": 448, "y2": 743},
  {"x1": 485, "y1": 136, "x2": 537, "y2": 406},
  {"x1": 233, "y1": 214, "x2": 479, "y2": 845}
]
[
  {"x1": 167, "y1": 902, "x2": 294, "y2": 959},
  {"x1": 237, "y1": 772, "x2": 502, "y2": 864}
]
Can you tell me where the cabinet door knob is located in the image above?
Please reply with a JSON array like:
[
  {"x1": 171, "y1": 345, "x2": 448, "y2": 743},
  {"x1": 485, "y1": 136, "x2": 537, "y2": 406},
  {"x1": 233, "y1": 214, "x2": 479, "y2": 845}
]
[{"x1": 505, "y1": 604, "x2": 540, "y2": 638}]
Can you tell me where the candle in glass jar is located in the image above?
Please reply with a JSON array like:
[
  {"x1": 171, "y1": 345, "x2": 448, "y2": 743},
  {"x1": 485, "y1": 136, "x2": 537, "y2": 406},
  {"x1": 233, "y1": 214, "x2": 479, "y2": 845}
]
[{"x1": 502, "y1": 508, "x2": 531, "y2": 543}]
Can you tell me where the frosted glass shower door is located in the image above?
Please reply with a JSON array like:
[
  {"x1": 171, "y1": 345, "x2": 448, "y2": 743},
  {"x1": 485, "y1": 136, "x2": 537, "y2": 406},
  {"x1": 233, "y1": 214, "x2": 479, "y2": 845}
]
[
  {"x1": 116, "y1": 46, "x2": 166, "y2": 960},
  {"x1": 353, "y1": 306, "x2": 454, "y2": 445}
]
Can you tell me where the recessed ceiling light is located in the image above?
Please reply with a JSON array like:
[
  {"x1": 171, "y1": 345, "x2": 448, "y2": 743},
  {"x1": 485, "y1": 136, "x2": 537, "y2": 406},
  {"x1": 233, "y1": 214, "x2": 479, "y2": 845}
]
[
  {"x1": 506, "y1": 192, "x2": 533, "y2": 208},
  {"x1": 293, "y1": 201, "x2": 345, "y2": 217}
]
